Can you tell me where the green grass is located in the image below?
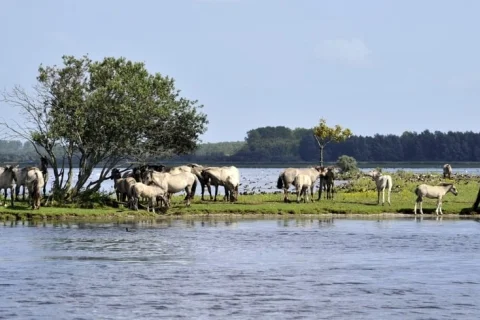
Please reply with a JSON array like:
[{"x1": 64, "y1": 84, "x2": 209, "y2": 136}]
[{"x1": 1, "y1": 172, "x2": 479, "y2": 221}]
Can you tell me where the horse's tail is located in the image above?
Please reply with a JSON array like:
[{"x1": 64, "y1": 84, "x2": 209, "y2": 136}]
[
  {"x1": 190, "y1": 177, "x2": 198, "y2": 199},
  {"x1": 277, "y1": 174, "x2": 284, "y2": 189},
  {"x1": 31, "y1": 171, "x2": 40, "y2": 209},
  {"x1": 414, "y1": 185, "x2": 419, "y2": 196}
]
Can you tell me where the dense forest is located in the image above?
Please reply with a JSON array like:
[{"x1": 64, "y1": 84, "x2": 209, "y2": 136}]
[
  {"x1": 2, "y1": 126, "x2": 480, "y2": 165},
  {"x1": 172, "y1": 126, "x2": 480, "y2": 164}
]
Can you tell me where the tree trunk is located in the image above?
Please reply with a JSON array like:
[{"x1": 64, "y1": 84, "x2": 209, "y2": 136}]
[{"x1": 319, "y1": 146, "x2": 324, "y2": 167}]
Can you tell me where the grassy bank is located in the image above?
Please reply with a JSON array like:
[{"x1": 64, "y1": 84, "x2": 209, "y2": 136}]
[{"x1": 1, "y1": 170, "x2": 479, "y2": 221}]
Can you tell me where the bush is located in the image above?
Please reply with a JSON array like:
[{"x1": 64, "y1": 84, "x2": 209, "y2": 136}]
[{"x1": 336, "y1": 155, "x2": 358, "y2": 173}]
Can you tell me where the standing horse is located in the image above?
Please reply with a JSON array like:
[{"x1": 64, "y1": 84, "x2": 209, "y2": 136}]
[
  {"x1": 293, "y1": 174, "x2": 313, "y2": 203},
  {"x1": 317, "y1": 166, "x2": 328, "y2": 200},
  {"x1": 414, "y1": 183, "x2": 458, "y2": 215},
  {"x1": 0, "y1": 165, "x2": 17, "y2": 207},
  {"x1": 26, "y1": 168, "x2": 45, "y2": 209},
  {"x1": 443, "y1": 164, "x2": 452, "y2": 179},
  {"x1": 40, "y1": 156, "x2": 49, "y2": 195},
  {"x1": 325, "y1": 167, "x2": 335, "y2": 200},
  {"x1": 13, "y1": 166, "x2": 29, "y2": 201},
  {"x1": 142, "y1": 170, "x2": 197, "y2": 207},
  {"x1": 366, "y1": 170, "x2": 393, "y2": 205},
  {"x1": 277, "y1": 167, "x2": 321, "y2": 203}
]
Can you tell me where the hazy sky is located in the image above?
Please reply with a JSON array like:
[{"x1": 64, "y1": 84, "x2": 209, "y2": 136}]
[{"x1": 1, "y1": 0, "x2": 479, "y2": 143}]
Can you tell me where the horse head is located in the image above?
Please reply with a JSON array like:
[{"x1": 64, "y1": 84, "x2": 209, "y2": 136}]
[
  {"x1": 111, "y1": 168, "x2": 121, "y2": 180},
  {"x1": 449, "y1": 184, "x2": 458, "y2": 196},
  {"x1": 141, "y1": 169, "x2": 154, "y2": 185}
]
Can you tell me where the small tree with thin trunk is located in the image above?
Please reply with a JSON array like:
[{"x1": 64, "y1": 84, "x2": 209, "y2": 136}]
[{"x1": 313, "y1": 118, "x2": 352, "y2": 167}]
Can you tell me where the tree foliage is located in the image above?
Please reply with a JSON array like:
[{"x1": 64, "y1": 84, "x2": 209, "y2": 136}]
[
  {"x1": 1, "y1": 55, "x2": 208, "y2": 200},
  {"x1": 313, "y1": 118, "x2": 353, "y2": 166},
  {"x1": 336, "y1": 155, "x2": 358, "y2": 172}
]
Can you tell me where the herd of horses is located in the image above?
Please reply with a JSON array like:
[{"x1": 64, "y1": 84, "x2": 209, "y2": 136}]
[
  {"x1": 111, "y1": 164, "x2": 241, "y2": 213},
  {"x1": 0, "y1": 159, "x2": 461, "y2": 215},
  {"x1": 0, "y1": 157, "x2": 48, "y2": 210}
]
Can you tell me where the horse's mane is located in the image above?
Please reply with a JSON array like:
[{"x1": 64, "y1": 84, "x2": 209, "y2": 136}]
[{"x1": 438, "y1": 182, "x2": 453, "y2": 187}]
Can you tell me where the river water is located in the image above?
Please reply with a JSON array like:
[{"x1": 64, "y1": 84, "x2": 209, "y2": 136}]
[{"x1": 1, "y1": 217, "x2": 479, "y2": 319}]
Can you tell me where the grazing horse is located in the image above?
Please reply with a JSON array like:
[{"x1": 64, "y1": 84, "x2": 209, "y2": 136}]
[
  {"x1": 293, "y1": 174, "x2": 313, "y2": 203},
  {"x1": 201, "y1": 166, "x2": 240, "y2": 202},
  {"x1": 366, "y1": 170, "x2": 393, "y2": 205},
  {"x1": 277, "y1": 167, "x2": 321, "y2": 203},
  {"x1": 443, "y1": 164, "x2": 452, "y2": 179},
  {"x1": 142, "y1": 170, "x2": 197, "y2": 207},
  {"x1": 325, "y1": 167, "x2": 335, "y2": 200},
  {"x1": 414, "y1": 183, "x2": 458, "y2": 215},
  {"x1": 26, "y1": 168, "x2": 45, "y2": 209},
  {"x1": 0, "y1": 165, "x2": 17, "y2": 207}
]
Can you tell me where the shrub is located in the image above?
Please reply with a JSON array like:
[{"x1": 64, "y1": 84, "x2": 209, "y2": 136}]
[{"x1": 336, "y1": 155, "x2": 358, "y2": 173}]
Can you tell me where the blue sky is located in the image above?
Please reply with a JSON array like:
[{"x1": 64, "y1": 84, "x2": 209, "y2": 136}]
[{"x1": 1, "y1": 0, "x2": 479, "y2": 143}]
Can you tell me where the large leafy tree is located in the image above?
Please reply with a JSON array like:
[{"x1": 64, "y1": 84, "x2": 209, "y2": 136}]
[
  {"x1": 313, "y1": 118, "x2": 352, "y2": 166},
  {"x1": 1, "y1": 55, "x2": 208, "y2": 200}
]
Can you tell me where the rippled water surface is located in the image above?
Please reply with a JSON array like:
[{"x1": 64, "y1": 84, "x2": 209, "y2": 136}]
[{"x1": 1, "y1": 217, "x2": 480, "y2": 319}]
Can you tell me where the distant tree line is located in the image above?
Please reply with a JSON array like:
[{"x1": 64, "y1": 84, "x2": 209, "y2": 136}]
[
  {"x1": 2, "y1": 127, "x2": 480, "y2": 165},
  {"x1": 173, "y1": 127, "x2": 480, "y2": 163}
]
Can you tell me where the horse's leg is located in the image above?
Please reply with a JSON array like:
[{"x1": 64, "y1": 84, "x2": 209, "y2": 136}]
[
  {"x1": 184, "y1": 187, "x2": 191, "y2": 207},
  {"x1": 317, "y1": 178, "x2": 323, "y2": 201},
  {"x1": 206, "y1": 182, "x2": 213, "y2": 200},
  {"x1": 200, "y1": 182, "x2": 206, "y2": 201},
  {"x1": 387, "y1": 188, "x2": 391, "y2": 205},
  {"x1": 381, "y1": 188, "x2": 385, "y2": 206},
  {"x1": 215, "y1": 184, "x2": 220, "y2": 202},
  {"x1": 284, "y1": 187, "x2": 289, "y2": 203},
  {"x1": 9, "y1": 187, "x2": 14, "y2": 207}
]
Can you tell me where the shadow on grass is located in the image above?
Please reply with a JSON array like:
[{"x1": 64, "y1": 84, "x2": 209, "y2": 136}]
[
  {"x1": 0, "y1": 205, "x2": 34, "y2": 211},
  {"x1": 460, "y1": 207, "x2": 479, "y2": 215}
]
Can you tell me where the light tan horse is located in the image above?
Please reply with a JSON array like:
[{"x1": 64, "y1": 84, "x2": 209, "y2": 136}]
[
  {"x1": 142, "y1": 170, "x2": 197, "y2": 206},
  {"x1": 201, "y1": 166, "x2": 240, "y2": 202},
  {"x1": 277, "y1": 167, "x2": 321, "y2": 203},
  {"x1": 414, "y1": 183, "x2": 458, "y2": 215},
  {"x1": 293, "y1": 174, "x2": 313, "y2": 203},
  {"x1": 26, "y1": 167, "x2": 45, "y2": 209},
  {"x1": 366, "y1": 170, "x2": 393, "y2": 206},
  {"x1": 0, "y1": 165, "x2": 17, "y2": 207}
]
